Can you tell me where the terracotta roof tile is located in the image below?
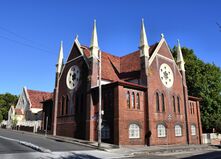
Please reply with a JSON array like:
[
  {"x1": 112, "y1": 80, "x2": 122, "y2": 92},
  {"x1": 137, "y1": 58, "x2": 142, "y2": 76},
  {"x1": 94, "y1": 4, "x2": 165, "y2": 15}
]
[
  {"x1": 101, "y1": 51, "x2": 120, "y2": 81},
  {"x1": 27, "y1": 89, "x2": 53, "y2": 109},
  {"x1": 81, "y1": 43, "x2": 158, "y2": 81}
]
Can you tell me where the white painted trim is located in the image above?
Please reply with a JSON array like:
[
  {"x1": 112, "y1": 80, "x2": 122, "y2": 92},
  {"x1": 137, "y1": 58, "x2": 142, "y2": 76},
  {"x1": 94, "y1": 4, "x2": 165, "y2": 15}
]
[
  {"x1": 30, "y1": 108, "x2": 42, "y2": 114},
  {"x1": 14, "y1": 87, "x2": 32, "y2": 114},
  {"x1": 59, "y1": 36, "x2": 89, "y2": 81},
  {"x1": 65, "y1": 55, "x2": 83, "y2": 65},
  {"x1": 74, "y1": 37, "x2": 89, "y2": 68},
  {"x1": 15, "y1": 91, "x2": 23, "y2": 108},
  {"x1": 149, "y1": 37, "x2": 183, "y2": 78},
  {"x1": 149, "y1": 38, "x2": 165, "y2": 66},
  {"x1": 65, "y1": 36, "x2": 85, "y2": 64},
  {"x1": 162, "y1": 40, "x2": 183, "y2": 78},
  {"x1": 59, "y1": 64, "x2": 66, "y2": 82},
  {"x1": 58, "y1": 55, "x2": 83, "y2": 81},
  {"x1": 24, "y1": 87, "x2": 32, "y2": 108},
  {"x1": 91, "y1": 79, "x2": 112, "y2": 89},
  {"x1": 157, "y1": 54, "x2": 174, "y2": 62}
]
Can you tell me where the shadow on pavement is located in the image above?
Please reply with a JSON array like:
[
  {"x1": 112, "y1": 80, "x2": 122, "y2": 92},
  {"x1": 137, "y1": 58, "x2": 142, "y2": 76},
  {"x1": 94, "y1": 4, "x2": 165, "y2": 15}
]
[
  {"x1": 60, "y1": 153, "x2": 100, "y2": 159},
  {"x1": 182, "y1": 151, "x2": 221, "y2": 159}
]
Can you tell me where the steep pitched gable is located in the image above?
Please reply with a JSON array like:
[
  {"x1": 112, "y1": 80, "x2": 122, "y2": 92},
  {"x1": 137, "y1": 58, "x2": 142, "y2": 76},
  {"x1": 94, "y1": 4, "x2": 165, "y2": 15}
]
[
  {"x1": 67, "y1": 38, "x2": 84, "y2": 62},
  {"x1": 148, "y1": 38, "x2": 183, "y2": 80},
  {"x1": 16, "y1": 87, "x2": 29, "y2": 111},
  {"x1": 26, "y1": 89, "x2": 53, "y2": 109},
  {"x1": 59, "y1": 38, "x2": 89, "y2": 81},
  {"x1": 157, "y1": 41, "x2": 174, "y2": 60},
  {"x1": 149, "y1": 38, "x2": 175, "y2": 66}
]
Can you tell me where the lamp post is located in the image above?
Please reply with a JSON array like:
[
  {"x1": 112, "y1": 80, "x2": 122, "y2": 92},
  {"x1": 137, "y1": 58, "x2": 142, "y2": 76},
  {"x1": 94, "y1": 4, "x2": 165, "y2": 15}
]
[{"x1": 98, "y1": 50, "x2": 102, "y2": 148}]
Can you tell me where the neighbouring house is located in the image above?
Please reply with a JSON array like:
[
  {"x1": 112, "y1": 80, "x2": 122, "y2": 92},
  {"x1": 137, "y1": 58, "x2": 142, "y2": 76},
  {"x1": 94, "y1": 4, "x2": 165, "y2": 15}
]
[
  {"x1": 7, "y1": 87, "x2": 52, "y2": 132},
  {"x1": 50, "y1": 20, "x2": 202, "y2": 146},
  {"x1": 10, "y1": 106, "x2": 25, "y2": 121}
]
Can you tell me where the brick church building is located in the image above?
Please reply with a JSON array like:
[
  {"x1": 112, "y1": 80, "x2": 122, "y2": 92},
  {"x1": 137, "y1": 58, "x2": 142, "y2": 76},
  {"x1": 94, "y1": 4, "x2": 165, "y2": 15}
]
[{"x1": 51, "y1": 20, "x2": 202, "y2": 146}]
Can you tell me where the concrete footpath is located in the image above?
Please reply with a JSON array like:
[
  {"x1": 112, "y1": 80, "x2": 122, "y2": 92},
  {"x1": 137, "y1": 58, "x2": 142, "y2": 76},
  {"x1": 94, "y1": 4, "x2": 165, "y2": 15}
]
[{"x1": 46, "y1": 133, "x2": 219, "y2": 157}]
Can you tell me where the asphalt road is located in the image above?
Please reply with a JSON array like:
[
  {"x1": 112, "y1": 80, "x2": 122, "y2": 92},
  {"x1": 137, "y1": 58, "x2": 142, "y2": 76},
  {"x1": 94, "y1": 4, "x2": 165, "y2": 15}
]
[
  {"x1": 1, "y1": 128, "x2": 221, "y2": 159},
  {"x1": 0, "y1": 136, "x2": 47, "y2": 159},
  {"x1": 0, "y1": 137, "x2": 35, "y2": 154},
  {"x1": 0, "y1": 128, "x2": 94, "y2": 151}
]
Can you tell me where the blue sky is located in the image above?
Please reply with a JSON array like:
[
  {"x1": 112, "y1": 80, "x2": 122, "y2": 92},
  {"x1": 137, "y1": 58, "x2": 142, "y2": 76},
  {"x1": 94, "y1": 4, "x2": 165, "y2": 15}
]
[{"x1": 0, "y1": 0, "x2": 220, "y2": 95}]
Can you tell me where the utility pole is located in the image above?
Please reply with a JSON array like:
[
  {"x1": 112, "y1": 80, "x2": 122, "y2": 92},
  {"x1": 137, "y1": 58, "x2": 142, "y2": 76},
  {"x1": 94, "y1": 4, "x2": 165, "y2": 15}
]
[
  {"x1": 45, "y1": 116, "x2": 48, "y2": 137},
  {"x1": 98, "y1": 50, "x2": 102, "y2": 148}
]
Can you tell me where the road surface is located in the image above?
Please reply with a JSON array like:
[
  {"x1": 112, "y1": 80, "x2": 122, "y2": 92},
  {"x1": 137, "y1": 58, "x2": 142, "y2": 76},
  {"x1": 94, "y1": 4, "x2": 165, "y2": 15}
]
[{"x1": 1, "y1": 128, "x2": 221, "y2": 159}]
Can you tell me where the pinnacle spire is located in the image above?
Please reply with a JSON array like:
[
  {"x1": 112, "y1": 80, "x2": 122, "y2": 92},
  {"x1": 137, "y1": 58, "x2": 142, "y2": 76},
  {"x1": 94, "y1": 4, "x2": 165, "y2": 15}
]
[
  {"x1": 139, "y1": 18, "x2": 149, "y2": 57},
  {"x1": 90, "y1": 20, "x2": 99, "y2": 58},
  {"x1": 56, "y1": 41, "x2": 64, "y2": 73},
  {"x1": 177, "y1": 39, "x2": 185, "y2": 71}
]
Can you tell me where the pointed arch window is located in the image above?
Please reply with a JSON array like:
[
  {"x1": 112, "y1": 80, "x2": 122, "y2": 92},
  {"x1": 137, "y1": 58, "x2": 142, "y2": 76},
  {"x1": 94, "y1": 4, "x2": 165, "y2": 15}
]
[
  {"x1": 156, "y1": 92, "x2": 160, "y2": 112},
  {"x1": 132, "y1": 92, "x2": 135, "y2": 109},
  {"x1": 177, "y1": 96, "x2": 180, "y2": 114},
  {"x1": 127, "y1": 91, "x2": 130, "y2": 108},
  {"x1": 66, "y1": 95, "x2": 69, "y2": 115},
  {"x1": 190, "y1": 103, "x2": 192, "y2": 114},
  {"x1": 162, "y1": 93, "x2": 165, "y2": 112},
  {"x1": 192, "y1": 103, "x2": 195, "y2": 114},
  {"x1": 136, "y1": 93, "x2": 140, "y2": 109},
  {"x1": 173, "y1": 96, "x2": 176, "y2": 113}
]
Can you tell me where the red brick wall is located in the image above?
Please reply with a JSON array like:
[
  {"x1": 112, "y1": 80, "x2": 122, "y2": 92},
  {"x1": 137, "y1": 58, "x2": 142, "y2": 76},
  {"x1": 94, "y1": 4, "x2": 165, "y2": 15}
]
[
  {"x1": 117, "y1": 86, "x2": 146, "y2": 145},
  {"x1": 56, "y1": 55, "x2": 88, "y2": 139},
  {"x1": 147, "y1": 43, "x2": 187, "y2": 145},
  {"x1": 187, "y1": 100, "x2": 202, "y2": 144},
  {"x1": 85, "y1": 56, "x2": 99, "y2": 142},
  {"x1": 53, "y1": 40, "x2": 202, "y2": 146},
  {"x1": 57, "y1": 116, "x2": 76, "y2": 137}
]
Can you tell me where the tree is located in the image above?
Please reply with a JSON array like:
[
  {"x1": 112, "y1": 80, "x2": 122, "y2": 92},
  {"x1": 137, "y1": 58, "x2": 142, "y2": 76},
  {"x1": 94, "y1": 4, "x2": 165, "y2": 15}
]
[
  {"x1": 11, "y1": 117, "x2": 18, "y2": 129},
  {"x1": 0, "y1": 111, "x2": 3, "y2": 123},
  {"x1": 172, "y1": 47, "x2": 221, "y2": 133},
  {"x1": 0, "y1": 93, "x2": 18, "y2": 120}
]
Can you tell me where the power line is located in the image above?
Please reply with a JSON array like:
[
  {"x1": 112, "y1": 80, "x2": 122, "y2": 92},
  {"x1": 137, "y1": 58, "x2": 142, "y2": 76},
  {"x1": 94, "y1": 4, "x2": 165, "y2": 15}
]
[
  {"x1": 0, "y1": 35, "x2": 52, "y2": 54},
  {"x1": 0, "y1": 25, "x2": 50, "y2": 50}
]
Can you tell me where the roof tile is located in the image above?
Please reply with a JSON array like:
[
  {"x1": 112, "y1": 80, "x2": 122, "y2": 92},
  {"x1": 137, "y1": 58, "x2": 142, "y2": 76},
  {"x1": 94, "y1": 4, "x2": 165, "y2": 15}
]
[
  {"x1": 81, "y1": 43, "x2": 158, "y2": 81},
  {"x1": 27, "y1": 89, "x2": 53, "y2": 109}
]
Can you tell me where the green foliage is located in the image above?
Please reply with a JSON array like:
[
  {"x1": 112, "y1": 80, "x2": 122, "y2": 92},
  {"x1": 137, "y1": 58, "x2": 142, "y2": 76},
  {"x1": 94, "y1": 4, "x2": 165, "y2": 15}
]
[
  {"x1": 0, "y1": 93, "x2": 18, "y2": 120},
  {"x1": 172, "y1": 47, "x2": 221, "y2": 133},
  {"x1": 11, "y1": 118, "x2": 18, "y2": 129},
  {"x1": 0, "y1": 111, "x2": 3, "y2": 123}
]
